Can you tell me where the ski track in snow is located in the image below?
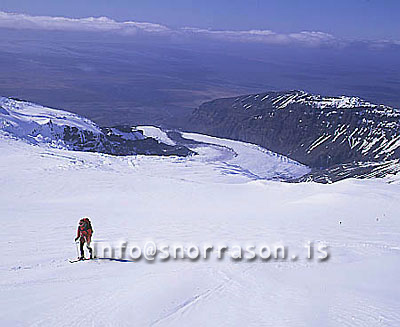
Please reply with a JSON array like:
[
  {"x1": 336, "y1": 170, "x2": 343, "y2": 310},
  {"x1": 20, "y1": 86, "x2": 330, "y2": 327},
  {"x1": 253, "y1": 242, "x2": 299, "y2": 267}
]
[{"x1": 1, "y1": 131, "x2": 400, "y2": 326}]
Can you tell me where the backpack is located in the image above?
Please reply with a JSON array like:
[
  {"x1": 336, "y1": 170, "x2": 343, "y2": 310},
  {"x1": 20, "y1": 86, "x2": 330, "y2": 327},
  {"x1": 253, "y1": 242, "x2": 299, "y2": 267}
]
[{"x1": 80, "y1": 218, "x2": 93, "y2": 232}]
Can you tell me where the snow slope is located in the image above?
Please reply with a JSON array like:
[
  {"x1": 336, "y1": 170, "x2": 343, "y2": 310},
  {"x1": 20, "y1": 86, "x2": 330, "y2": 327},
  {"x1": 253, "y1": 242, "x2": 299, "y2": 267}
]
[
  {"x1": 1, "y1": 131, "x2": 400, "y2": 326},
  {"x1": 0, "y1": 96, "x2": 101, "y2": 144}
]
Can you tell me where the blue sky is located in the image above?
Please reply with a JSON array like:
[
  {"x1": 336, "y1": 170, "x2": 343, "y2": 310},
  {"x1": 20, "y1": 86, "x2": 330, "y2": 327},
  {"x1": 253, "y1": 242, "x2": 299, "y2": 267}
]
[{"x1": 0, "y1": 0, "x2": 399, "y2": 40}]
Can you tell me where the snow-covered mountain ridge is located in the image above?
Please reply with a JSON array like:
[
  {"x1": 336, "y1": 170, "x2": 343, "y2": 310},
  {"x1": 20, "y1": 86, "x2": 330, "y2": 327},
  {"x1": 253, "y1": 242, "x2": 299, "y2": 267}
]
[
  {"x1": 3, "y1": 93, "x2": 399, "y2": 183},
  {"x1": 0, "y1": 96, "x2": 192, "y2": 156},
  {"x1": 263, "y1": 90, "x2": 392, "y2": 111},
  {"x1": 0, "y1": 96, "x2": 101, "y2": 142},
  {"x1": 189, "y1": 90, "x2": 400, "y2": 181},
  {"x1": 0, "y1": 95, "x2": 309, "y2": 181}
]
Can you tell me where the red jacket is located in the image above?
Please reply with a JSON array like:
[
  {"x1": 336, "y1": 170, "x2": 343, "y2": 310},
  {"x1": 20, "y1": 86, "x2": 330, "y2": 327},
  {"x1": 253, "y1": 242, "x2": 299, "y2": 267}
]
[{"x1": 77, "y1": 219, "x2": 93, "y2": 243}]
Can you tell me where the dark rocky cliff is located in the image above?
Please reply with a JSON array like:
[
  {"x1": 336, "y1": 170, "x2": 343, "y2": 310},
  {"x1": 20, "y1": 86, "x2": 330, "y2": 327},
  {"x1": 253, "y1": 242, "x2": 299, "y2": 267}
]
[
  {"x1": 63, "y1": 125, "x2": 194, "y2": 157},
  {"x1": 189, "y1": 90, "x2": 400, "y2": 169}
]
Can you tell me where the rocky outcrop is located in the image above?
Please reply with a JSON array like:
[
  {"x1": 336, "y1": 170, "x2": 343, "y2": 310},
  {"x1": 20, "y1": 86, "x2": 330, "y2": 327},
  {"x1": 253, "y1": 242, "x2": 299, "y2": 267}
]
[{"x1": 63, "y1": 125, "x2": 194, "y2": 157}]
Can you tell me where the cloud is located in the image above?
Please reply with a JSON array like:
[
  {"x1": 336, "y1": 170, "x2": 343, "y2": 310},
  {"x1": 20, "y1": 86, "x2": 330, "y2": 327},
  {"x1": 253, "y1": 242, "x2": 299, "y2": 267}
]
[
  {"x1": 0, "y1": 11, "x2": 170, "y2": 35},
  {"x1": 0, "y1": 11, "x2": 398, "y2": 48},
  {"x1": 181, "y1": 27, "x2": 340, "y2": 47}
]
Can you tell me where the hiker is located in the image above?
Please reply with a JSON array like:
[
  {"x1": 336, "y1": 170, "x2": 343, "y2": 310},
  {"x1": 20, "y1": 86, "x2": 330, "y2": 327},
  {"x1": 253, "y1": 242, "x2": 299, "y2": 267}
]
[{"x1": 75, "y1": 217, "x2": 94, "y2": 260}]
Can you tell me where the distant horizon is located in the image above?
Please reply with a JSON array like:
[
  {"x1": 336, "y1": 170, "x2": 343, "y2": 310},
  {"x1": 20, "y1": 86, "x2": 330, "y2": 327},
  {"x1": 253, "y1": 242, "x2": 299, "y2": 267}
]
[
  {"x1": 0, "y1": 3, "x2": 399, "y2": 128},
  {"x1": 1, "y1": 1, "x2": 399, "y2": 40},
  {"x1": 0, "y1": 9, "x2": 399, "y2": 48}
]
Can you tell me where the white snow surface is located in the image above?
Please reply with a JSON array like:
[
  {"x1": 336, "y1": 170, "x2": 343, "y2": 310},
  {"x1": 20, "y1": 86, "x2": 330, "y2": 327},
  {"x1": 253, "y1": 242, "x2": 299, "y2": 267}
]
[
  {"x1": 272, "y1": 91, "x2": 378, "y2": 109},
  {"x1": 138, "y1": 126, "x2": 176, "y2": 145},
  {"x1": 257, "y1": 90, "x2": 392, "y2": 110},
  {"x1": 182, "y1": 132, "x2": 310, "y2": 180},
  {"x1": 1, "y1": 132, "x2": 400, "y2": 326},
  {"x1": 0, "y1": 96, "x2": 101, "y2": 144}
]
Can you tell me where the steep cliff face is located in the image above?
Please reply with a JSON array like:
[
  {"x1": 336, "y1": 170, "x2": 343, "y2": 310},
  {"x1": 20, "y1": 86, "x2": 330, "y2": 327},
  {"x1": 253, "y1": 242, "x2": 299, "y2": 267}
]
[{"x1": 189, "y1": 90, "x2": 400, "y2": 169}]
